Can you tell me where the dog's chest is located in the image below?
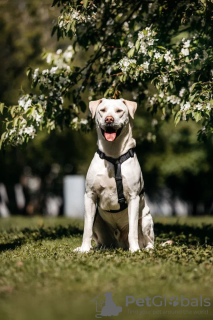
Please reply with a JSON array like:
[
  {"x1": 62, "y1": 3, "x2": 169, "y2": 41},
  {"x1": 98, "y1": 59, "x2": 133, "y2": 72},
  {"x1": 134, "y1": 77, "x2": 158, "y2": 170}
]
[
  {"x1": 86, "y1": 153, "x2": 142, "y2": 211},
  {"x1": 94, "y1": 162, "x2": 119, "y2": 207}
]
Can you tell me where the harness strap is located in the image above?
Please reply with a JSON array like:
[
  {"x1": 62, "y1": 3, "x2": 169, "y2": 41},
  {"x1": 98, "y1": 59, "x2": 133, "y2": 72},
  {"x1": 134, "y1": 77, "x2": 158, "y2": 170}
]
[{"x1": 97, "y1": 148, "x2": 145, "y2": 213}]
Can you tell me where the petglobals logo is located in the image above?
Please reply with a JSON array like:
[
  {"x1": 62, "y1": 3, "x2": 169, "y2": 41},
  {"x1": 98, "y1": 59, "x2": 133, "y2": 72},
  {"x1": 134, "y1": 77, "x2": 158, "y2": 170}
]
[
  {"x1": 126, "y1": 295, "x2": 211, "y2": 308},
  {"x1": 92, "y1": 292, "x2": 122, "y2": 318},
  {"x1": 92, "y1": 292, "x2": 211, "y2": 318}
]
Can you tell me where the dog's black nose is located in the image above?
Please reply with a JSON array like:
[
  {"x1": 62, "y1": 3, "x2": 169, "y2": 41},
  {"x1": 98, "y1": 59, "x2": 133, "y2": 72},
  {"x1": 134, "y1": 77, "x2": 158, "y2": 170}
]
[{"x1": 105, "y1": 116, "x2": 114, "y2": 124}]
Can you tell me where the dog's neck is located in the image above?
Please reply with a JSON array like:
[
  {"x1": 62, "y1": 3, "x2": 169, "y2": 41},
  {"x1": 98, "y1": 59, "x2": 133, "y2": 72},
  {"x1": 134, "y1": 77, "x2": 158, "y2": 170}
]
[{"x1": 97, "y1": 122, "x2": 136, "y2": 158}]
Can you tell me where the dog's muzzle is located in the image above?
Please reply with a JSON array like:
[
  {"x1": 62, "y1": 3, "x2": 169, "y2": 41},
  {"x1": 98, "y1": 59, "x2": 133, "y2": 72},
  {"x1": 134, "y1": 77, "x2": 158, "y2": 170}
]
[{"x1": 101, "y1": 126, "x2": 123, "y2": 142}]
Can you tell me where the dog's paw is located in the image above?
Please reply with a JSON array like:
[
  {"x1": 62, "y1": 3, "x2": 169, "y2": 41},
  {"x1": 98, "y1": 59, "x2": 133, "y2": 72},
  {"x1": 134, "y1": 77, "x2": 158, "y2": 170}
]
[
  {"x1": 129, "y1": 246, "x2": 140, "y2": 253},
  {"x1": 73, "y1": 246, "x2": 92, "y2": 253},
  {"x1": 144, "y1": 243, "x2": 154, "y2": 251}
]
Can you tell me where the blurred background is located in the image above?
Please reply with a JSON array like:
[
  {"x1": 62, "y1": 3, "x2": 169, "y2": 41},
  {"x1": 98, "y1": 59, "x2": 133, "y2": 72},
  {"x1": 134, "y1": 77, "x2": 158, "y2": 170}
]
[{"x1": 0, "y1": 0, "x2": 213, "y2": 219}]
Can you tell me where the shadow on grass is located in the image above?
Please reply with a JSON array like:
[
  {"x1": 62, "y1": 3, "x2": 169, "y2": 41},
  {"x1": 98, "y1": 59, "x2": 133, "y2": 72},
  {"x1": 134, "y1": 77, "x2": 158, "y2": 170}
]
[
  {"x1": 0, "y1": 225, "x2": 83, "y2": 254},
  {"x1": 155, "y1": 222, "x2": 213, "y2": 246},
  {"x1": 0, "y1": 222, "x2": 213, "y2": 254}
]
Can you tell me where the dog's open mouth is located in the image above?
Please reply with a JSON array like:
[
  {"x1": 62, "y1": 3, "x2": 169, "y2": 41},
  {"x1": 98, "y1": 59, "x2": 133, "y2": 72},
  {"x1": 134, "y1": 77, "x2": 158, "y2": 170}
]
[{"x1": 101, "y1": 127, "x2": 122, "y2": 142}]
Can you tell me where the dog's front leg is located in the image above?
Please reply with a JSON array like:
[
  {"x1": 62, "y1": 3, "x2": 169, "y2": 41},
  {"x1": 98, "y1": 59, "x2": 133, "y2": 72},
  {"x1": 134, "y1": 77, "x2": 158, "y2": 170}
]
[
  {"x1": 128, "y1": 196, "x2": 140, "y2": 252},
  {"x1": 74, "y1": 193, "x2": 96, "y2": 253}
]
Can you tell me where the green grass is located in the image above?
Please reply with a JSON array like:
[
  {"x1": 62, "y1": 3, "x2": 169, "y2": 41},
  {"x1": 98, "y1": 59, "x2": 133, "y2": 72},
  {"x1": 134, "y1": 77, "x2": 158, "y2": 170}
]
[{"x1": 0, "y1": 216, "x2": 213, "y2": 320}]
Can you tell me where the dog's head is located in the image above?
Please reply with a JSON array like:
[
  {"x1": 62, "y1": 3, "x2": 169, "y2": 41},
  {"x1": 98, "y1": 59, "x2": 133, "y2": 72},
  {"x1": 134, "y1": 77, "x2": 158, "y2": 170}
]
[{"x1": 89, "y1": 98, "x2": 137, "y2": 142}]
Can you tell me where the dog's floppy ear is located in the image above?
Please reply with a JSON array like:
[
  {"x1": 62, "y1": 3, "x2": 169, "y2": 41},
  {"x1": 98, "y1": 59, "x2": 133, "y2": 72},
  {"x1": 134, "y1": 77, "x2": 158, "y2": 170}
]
[
  {"x1": 122, "y1": 99, "x2": 137, "y2": 119},
  {"x1": 89, "y1": 99, "x2": 103, "y2": 118}
]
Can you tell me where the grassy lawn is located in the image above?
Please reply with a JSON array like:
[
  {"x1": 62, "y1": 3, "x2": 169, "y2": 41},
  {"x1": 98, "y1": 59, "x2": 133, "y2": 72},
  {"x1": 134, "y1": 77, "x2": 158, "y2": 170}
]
[{"x1": 0, "y1": 216, "x2": 213, "y2": 320}]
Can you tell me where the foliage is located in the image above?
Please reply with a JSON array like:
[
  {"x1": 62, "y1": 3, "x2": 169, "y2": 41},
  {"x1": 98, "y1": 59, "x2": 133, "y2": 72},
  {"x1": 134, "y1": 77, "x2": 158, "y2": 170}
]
[
  {"x1": 136, "y1": 120, "x2": 213, "y2": 214},
  {"x1": 0, "y1": 217, "x2": 213, "y2": 320},
  {"x1": 1, "y1": 0, "x2": 213, "y2": 148}
]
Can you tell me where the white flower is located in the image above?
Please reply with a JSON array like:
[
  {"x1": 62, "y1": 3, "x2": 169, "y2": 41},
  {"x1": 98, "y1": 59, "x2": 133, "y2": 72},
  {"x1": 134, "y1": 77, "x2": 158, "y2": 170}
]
[
  {"x1": 34, "y1": 111, "x2": 42, "y2": 124},
  {"x1": 50, "y1": 67, "x2": 58, "y2": 75},
  {"x1": 152, "y1": 119, "x2": 158, "y2": 126},
  {"x1": 147, "y1": 39, "x2": 154, "y2": 46},
  {"x1": 81, "y1": 119, "x2": 88, "y2": 125},
  {"x1": 56, "y1": 49, "x2": 62, "y2": 55},
  {"x1": 32, "y1": 68, "x2": 39, "y2": 81},
  {"x1": 179, "y1": 88, "x2": 185, "y2": 97},
  {"x1": 18, "y1": 96, "x2": 26, "y2": 108},
  {"x1": 164, "y1": 50, "x2": 173, "y2": 63},
  {"x1": 139, "y1": 43, "x2": 147, "y2": 54},
  {"x1": 183, "y1": 39, "x2": 191, "y2": 48},
  {"x1": 25, "y1": 99, "x2": 32, "y2": 109},
  {"x1": 46, "y1": 54, "x2": 52, "y2": 64},
  {"x1": 138, "y1": 31, "x2": 145, "y2": 40},
  {"x1": 118, "y1": 57, "x2": 136, "y2": 72},
  {"x1": 154, "y1": 52, "x2": 161, "y2": 59},
  {"x1": 181, "y1": 101, "x2": 191, "y2": 111},
  {"x1": 128, "y1": 42, "x2": 134, "y2": 48},
  {"x1": 59, "y1": 21, "x2": 64, "y2": 28},
  {"x1": 194, "y1": 53, "x2": 199, "y2": 60},
  {"x1": 182, "y1": 113, "x2": 187, "y2": 121},
  {"x1": 159, "y1": 92, "x2": 164, "y2": 98},
  {"x1": 195, "y1": 103, "x2": 202, "y2": 110},
  {"x1": 162, "y1": 76, "x2": 168, "y2": 83},
  {"x1": 148, "y1": 96, "x2": 157, "y2": 106},
  {"x1": 123, "y1": 22, "x2": 129, "y2": 31},
  {"x1": 24, "y1": 125, "x2": 36, "y2": 137},
  {"x1": 206, "y1": 103, "x2": 211, "y2": 111},
  {"x1": 19, "y1": 96, "x2": 32, "y2": 111},
  {"x1": 143, "y1": 61, "x2": 149, "y2": 69},
  {"x1": 181, "y1": 48, "x2": 189, "y2": 56},
  {"x1": 63, "y1": 51, "x2": 73, "y2": 61},
  {"x1": 167, "y1": 95, "x2": 181, "y2": 104},
  {"x1": 42, "y1": 69, "x2": 49, "y2": 75}
]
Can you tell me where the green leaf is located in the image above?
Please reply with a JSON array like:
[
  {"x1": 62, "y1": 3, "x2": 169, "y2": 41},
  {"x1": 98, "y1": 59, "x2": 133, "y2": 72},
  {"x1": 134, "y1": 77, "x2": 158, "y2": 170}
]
[
  {"x1": 26, "y1": 67, "x2": 32, "y2": 78},
  {"x1": 194, "y1": 112, "x2": 202, "y2": 122},
  {"x1": 83, "y1": 0, "x2": 89, "y2": 8},
  {"x1": 10, "y1": 105, "x2": 17, "y2": 116},
  {"x1": 135, "y1": 40, "x2": 140, "y2": 51},
  {"x1": 0, "y1": 132, "x2": 7, "y2": 149},
  {"x1": 169, "y1": 81, "x2": 174, "y2": 89},
  {"x1": 71, "y1": 21, "x2": 76, "y2": 33},
  {"x1": 104, "y1": 89, "x2": 110, "y2": 98},
  {"x1": 189, "y1": 93, "x2": 197, "y2": 102},
  {"x1": 13, "y1": 117, "x2": 19, "y2": 128},
  {"x1": 0, "y1": 103, "x2": 4, "y2": 114},
  {"x1": 127, "y1": 48, "x2": 135, "y2": 58},
  {"x1": 26, "y1": 107, "x2": 35, "y2": 117},
  {"x1": 157, "y1": 46, "x2": 166, "y2": 51},
  {"x1": 190, "y1": 82, "x2": 198, "y2": 92},
  {"x1": 66, "y1": 23, "x2": 71, "y2": 33},
  {"x1": 174, "y1": 111, "x2": 182, "y2": 125},
  {"x1": 119, "y1": 39, "x2": 124, "y2": 47}
]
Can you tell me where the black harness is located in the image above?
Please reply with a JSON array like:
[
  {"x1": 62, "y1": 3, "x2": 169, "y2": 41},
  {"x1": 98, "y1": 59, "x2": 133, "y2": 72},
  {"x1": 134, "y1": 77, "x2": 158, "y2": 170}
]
[{"x1": 97, "y1": 148, "x2": 145, "y2": 213}]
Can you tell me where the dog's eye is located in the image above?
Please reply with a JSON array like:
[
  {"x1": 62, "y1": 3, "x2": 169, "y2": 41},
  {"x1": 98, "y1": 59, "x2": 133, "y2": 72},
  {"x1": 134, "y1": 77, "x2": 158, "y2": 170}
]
[
  {"x1": 116, "y1": 109, "x2": 123, "y2": 113},
  {"x1": 100, "y1": 108, "x2": 106, "y2": 113}
]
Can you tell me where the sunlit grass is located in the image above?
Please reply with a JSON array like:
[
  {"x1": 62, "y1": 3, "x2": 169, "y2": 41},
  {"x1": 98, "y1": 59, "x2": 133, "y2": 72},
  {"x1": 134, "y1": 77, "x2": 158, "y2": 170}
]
[{"x1": 0, "y1": 216, "x2": 213, "y2": 320}]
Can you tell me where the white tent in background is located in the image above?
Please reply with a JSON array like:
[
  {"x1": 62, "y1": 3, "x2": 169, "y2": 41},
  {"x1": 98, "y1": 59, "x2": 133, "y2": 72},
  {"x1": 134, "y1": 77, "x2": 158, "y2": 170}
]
[
  {"x1": 0, "y1": 183, "x2": 10, "y2": 217},
  {"x1": 63, "y1": 175, "x2": 85, "y2": 218}
]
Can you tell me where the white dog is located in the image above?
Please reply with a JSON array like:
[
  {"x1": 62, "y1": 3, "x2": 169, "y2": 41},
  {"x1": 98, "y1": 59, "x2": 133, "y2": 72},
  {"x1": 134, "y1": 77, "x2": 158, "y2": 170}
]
[{"x1": 74, "y1": 98, "x2": 154, "y2": 252}]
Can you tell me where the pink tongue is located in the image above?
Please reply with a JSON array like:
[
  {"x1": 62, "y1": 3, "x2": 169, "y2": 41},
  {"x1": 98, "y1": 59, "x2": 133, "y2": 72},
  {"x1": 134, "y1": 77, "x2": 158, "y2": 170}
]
[{"x1": 104, "y1": 132, "x2": 116, "y2": 141}]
